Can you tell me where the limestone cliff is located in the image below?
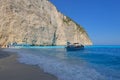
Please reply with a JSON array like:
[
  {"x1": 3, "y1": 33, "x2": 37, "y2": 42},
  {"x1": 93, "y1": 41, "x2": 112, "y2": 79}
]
[{"x1": 0, "y1": 0, "x2": 92, "y2": 47}]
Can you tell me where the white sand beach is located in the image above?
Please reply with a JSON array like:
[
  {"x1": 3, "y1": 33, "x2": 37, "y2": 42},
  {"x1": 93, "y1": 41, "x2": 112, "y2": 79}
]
[{"x1": 0, "y1": 49, "x2": 58, "y2": 80}]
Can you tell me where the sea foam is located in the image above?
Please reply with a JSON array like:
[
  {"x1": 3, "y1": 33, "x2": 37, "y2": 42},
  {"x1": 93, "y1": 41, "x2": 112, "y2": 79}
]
[{"x1": 5, "y1": 48, "x2": 106, "y2": 80}]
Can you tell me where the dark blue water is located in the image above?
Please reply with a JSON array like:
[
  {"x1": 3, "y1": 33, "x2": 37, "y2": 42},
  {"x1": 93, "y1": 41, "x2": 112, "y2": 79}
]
[
  {"x1": 66, "y1": 46, "x2": 120, "y2": 80},
  {"x1": 6, "y1": 45, "x2": 120, "y2": 80}
]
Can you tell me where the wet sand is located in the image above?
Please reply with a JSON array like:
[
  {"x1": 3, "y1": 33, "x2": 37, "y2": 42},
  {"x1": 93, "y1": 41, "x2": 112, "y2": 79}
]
[{"x1": 0, "y1": 49, "x2": 58, "y2": 80}]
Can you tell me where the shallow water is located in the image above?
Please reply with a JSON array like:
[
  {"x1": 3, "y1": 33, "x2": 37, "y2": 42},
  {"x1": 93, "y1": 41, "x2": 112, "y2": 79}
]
[{"x1": 5, "y1": 45, "x2": 120, "y2": 80}]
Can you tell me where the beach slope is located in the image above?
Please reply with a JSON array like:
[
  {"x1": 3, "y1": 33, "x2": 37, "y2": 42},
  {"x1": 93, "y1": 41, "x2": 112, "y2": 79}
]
[{"x1": 0, "y1": 49, "x2": 58, "y2": 80}]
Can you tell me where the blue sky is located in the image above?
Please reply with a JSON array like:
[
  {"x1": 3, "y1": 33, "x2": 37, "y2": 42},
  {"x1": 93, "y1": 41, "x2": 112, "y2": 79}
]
[{"x1": 50, "y1": 0, "x2": 120, "y2": 45}]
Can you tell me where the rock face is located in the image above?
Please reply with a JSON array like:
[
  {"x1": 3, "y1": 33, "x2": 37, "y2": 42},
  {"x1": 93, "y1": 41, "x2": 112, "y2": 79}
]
[{"x1": 0, "y1": 0, "x2": 92, "y2": 47}]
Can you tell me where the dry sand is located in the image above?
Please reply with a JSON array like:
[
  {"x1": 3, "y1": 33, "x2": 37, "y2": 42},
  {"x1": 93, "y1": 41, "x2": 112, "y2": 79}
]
[{"x1": 0, "y1": 49, "x2": 58, "y2": 80}]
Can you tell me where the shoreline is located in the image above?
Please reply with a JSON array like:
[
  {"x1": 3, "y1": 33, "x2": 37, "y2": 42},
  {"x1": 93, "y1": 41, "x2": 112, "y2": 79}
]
[{"x1": 0, "y1": 49, "x2": 58, "y2": 80}]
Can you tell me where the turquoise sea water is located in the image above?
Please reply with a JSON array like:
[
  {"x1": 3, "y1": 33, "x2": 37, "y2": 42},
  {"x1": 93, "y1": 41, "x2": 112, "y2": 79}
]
[{"x1": 6, "y1": 45, "x2": 120, "y2": 80}]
